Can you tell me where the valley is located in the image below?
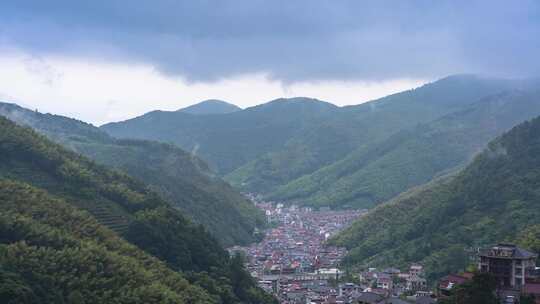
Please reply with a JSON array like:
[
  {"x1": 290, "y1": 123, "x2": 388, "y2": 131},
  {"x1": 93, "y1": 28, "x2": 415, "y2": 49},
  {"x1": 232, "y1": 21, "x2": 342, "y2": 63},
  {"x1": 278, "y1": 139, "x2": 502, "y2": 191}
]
[
  {"x1": 230, "y1": 196, "x2": 364, "y2": 303},
  {"x1": 2, "y1": 3, "x2": 540, "y2": 304},
  {"x1": 2, "y1": 75, "x2": 540, "y2": 304}
]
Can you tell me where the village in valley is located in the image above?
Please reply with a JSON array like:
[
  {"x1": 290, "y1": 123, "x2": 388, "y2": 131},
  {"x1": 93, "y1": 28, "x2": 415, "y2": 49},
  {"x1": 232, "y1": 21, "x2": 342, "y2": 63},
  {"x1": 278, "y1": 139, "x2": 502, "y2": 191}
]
[{"x1": 230, "y1": 196, "x2": 540, "y2": 304}]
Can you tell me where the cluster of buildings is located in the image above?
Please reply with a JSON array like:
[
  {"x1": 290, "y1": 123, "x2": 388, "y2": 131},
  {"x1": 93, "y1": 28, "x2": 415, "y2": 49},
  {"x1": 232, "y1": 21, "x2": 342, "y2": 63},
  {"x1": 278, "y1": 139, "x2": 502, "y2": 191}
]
[
  {"x1": 357, "y1": 265, "x2": 429, "y2": 297},
  {"x1": 251, "y1": 262, "x2": 433, "y2": 303},
  {"x1": 238, "y1": 200, "x2": 364, "y2": 277},
  {"x1": 231, "y1": 199, "x2": 365, "y2": 303},
  {"x1": 236, "y1": 196, "x2": 539, "y2": 304}
]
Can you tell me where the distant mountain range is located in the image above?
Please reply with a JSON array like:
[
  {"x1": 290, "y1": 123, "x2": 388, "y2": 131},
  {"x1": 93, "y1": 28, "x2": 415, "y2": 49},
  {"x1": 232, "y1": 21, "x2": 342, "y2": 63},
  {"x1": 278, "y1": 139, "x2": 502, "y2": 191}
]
[
  {"x1": 0, "y1": 102, "x2": 265, "y2": 247},
  {"x1": 102, "y1": 97, "x2": 339, "y2": 174},
  {"x1": 269, "y1": 90, "x2": 540, "y2": 209},
  {"x1": 330, "y1": 116, "x2": 540, "y2": 281},
  {"x1": 102, "y1": 75, "x2": 540, "y2": 210},
  {"x1": 179, "y1": 99, "x2": 241, "y2": 115}
]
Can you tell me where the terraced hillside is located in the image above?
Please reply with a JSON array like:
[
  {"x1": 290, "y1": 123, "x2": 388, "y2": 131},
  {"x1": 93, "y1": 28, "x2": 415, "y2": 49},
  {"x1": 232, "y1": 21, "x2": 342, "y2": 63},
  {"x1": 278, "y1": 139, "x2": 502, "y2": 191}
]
[{"x1": 0, "y1": 179, "x2": 216, "y2": 304}]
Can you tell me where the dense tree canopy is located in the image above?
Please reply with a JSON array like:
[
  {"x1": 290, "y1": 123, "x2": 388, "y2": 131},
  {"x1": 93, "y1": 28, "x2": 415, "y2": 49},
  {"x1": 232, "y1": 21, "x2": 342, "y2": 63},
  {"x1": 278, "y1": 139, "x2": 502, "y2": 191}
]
[
  {"x1": 0, "y1": 116, "x2": 276, "y2": 304},
  {"x1": 0, "y1": 102, "x2": 266, "y2": 246},
  {"x1": 331, "y1": 116, "x2": 540, "y2": 281}
]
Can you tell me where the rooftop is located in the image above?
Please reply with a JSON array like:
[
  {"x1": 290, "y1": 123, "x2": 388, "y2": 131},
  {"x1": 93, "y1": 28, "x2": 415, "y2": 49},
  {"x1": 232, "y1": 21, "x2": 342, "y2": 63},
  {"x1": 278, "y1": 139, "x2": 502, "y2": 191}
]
[{"x1": 479, "y1": 243, "x2": 538, "y2": 259}]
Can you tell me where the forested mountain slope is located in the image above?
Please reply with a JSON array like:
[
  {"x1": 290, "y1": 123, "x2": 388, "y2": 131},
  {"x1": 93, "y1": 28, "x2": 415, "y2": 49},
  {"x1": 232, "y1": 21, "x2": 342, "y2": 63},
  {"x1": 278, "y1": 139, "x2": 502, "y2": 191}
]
[
  {"x1": 0, "y1": 116, "x2": 276, "y2": 304},
  {"x1": 102, "y1": 97, "x2": 340, "y2": 174},
  {"x1": 226, "y1": 75, "x2": 518, "y2": 194},
  {"x1": 0, "y1": 102, "x2": 265, "y2": 246},
  {"x1": 0, "y1": 180, "x2": 215, "y2": 304},
  {"x1": 102, "y1": 75, "x2": 519, "y2": 197},
  {"x1": 271, "y1": 90, "x2": 540, "y2": 209},
  {"x1": 330, "y1": 116, "x2": 540, "y2": 281}
]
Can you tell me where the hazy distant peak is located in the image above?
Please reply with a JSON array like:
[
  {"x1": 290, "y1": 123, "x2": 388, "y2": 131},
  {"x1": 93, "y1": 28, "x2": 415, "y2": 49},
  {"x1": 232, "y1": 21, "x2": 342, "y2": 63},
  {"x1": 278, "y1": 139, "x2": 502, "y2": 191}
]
[
  {"x1": 253, "y1": 97, "x2": 338, "y2": 110},
  {"x1": 178, "y1": 99, "x2": 241, "y2": 115}
]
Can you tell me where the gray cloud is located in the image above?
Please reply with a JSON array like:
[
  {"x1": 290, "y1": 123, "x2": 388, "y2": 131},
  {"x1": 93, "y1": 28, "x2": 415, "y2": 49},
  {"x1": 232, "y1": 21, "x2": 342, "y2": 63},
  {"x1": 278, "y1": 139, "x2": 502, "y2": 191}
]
[{"x1": 1, "y1": 0, "x2": 539, "y2": 82}]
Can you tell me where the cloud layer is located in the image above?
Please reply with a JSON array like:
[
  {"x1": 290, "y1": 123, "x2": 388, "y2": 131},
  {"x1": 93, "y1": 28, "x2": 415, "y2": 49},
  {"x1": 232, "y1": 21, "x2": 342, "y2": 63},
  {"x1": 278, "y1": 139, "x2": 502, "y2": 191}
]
[{"x1": 1, "y1": 1, "x2": 539, "y2": 82}]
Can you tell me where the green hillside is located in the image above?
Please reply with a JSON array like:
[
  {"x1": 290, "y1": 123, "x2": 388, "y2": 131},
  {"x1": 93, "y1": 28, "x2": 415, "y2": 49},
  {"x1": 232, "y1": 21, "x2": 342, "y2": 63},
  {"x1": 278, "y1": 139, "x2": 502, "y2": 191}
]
[
  {"x1": 0, "y1": 180, "x2": 215, "y2": 304},
  {"x1": 0, "y1": 102, "x2": 265, "y2": 246},
  {"x1": 0, "y1": 116, "x2": 276, "y2": 304},
  {"x1": 226, "y1": 75, "x2": 517, "y2": 194},
  {"x1": 179, "y1": 99, "x2": 241, "y2": 115},
  {"x1": 271, "y1": 90, "x2": 540, "y2": 209},
  {"x1": 330, "y1": 116, "x2": 540, "y2": 281},
  {"x1": 102, "y1": 75, "x2": 520, "y2": 196},
  {"x1": 102, "y1": 97, "x2": 340, "y2": 174}
]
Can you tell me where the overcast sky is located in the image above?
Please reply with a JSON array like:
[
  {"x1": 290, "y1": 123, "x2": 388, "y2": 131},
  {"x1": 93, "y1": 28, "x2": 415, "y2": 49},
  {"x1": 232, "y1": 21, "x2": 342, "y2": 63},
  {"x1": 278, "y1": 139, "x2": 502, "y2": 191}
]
[{"x1": 1, "y1": 1, "x2": 539, "y2": 125}]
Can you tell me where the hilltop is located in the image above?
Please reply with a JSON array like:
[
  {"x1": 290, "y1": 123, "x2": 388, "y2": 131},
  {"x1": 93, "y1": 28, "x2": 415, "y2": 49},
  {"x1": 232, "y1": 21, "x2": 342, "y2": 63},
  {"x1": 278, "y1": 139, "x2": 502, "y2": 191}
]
[
  {"x1": 178, "y1": 99, "x2": 241, "y2": 115},
  {"x1": 102, "y1": 97, "x2": 339, "y2": 174}
]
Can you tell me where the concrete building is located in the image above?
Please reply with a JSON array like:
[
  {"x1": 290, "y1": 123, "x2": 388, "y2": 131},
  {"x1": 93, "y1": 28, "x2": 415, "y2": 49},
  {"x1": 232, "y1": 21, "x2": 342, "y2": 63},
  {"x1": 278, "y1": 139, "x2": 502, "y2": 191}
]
[
  {"x1": 478, "y1": 243, "x2": 538, "y2": 289},
  {"x1": 377, "y1": 273, "x2": 393, "y2": 290}
]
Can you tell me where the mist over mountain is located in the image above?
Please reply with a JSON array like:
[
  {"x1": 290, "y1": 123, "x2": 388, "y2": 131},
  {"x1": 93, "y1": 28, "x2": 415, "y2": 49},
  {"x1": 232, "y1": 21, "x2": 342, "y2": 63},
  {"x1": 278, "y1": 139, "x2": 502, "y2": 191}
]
[
  {"x1": 3, "y1": 2, "x2": 540, "y2": 303},
  {"x1": 2, "y1": 74, "x2": 540, "y2": 303},
  {"x1": 102, "y1": 75, "x2": 538, "y2": 211},
  {"x1": 102, "y1": 97, "x2": 339, "y2": 174}
]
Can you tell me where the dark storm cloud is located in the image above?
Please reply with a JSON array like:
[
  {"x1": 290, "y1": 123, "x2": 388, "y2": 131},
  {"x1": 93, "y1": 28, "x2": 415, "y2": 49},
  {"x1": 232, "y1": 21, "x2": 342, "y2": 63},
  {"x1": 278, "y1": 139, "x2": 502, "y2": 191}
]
[{"x1": 1, "y1": 0, "x2": 539, "y2": 82}]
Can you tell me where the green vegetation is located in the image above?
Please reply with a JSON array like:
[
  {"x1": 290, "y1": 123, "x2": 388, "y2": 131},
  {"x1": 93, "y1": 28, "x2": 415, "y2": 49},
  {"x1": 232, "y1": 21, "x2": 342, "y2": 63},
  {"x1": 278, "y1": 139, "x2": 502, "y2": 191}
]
[
  {"x1": 229, "y1": 75, "x2": 517, "y2": 196},
  {"x1": 0, "y1": 180, "x2": 215, "y2": 304},
  {"x1": 331, "y1": 116, "x2": 540, "y2": 281},
  {"x1": 0, "y1": 102, "x2": 265, "y2": 246},
  {"x1": 102, "y1": 75, "x2": 525, "y2": 207},
  {"x1": 271, "y1": 90, "x2": 540, "y2": 209},
  {"x1": 0, "y1": 116, "x2": 276, "y2": 304},
  {"x1": 102, "y1": 97, "x2": 340, "y2": 174},
  {"x1": 439, "y1": 273, "x2": 498, "y2": 304},
  {"x1": 178, "y1": 99, "x2": 241, "y2": 115}
]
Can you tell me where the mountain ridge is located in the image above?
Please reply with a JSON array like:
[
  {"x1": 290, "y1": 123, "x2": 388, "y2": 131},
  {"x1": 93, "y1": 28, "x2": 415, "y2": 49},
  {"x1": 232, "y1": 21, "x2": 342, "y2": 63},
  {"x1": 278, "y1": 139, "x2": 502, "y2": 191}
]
[
  {"x1": 268, "y1": 89, "x2": 540, "y2": 209},
  {"x1": 0, "y1": 115, "x2": 276, "y2": 304},
  {"x1": 225, "y1": 75, "x2": 521, "y2": 196},
  {"x1": 102, "y1": 97, "x2": 340, "y2": 174},
  {"x1": 330, "y1": 115, "x2": 540, "y2": 280},
  {"x1": 0, "y1": 102, "x2": 265, "y2": 246}
]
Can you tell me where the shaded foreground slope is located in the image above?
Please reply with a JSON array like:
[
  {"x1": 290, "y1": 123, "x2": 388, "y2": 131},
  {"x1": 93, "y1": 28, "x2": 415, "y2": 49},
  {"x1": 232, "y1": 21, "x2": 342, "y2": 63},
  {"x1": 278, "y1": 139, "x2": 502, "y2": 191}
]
[
  {"x1": 0, "y1": 116, "x2": 276, "y2": 304},
  {"x1": 0, "y1": 180, "x2": 215, "y2": 304}
]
